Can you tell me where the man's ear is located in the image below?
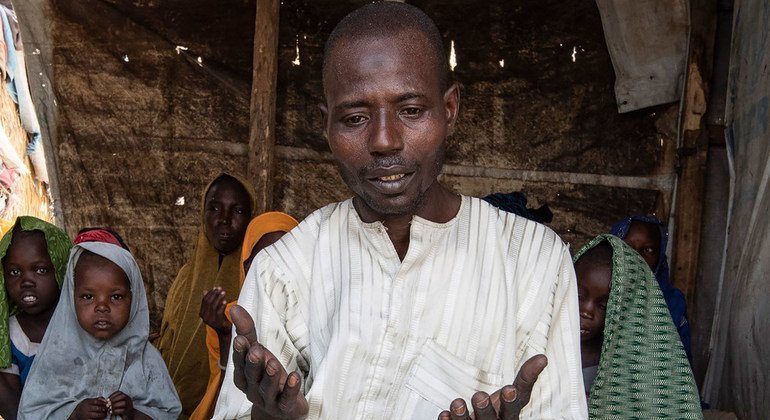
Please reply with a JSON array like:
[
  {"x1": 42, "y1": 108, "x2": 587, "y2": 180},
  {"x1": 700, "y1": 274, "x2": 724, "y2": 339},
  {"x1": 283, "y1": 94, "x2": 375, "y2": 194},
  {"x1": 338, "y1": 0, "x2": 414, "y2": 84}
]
[
  {"x1": 319, "y1": 102, "x2": 329, "y2": 140},
  {"x1": 443, "y1": 83, "x2": 460, "y2": 134}
]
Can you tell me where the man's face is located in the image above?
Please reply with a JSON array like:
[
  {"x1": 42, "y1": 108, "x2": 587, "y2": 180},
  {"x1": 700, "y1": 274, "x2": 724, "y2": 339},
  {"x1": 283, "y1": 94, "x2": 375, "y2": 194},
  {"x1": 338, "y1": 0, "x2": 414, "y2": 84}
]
[{"x1": 321, "y1": 31, "x2": 459, "y2": 217}]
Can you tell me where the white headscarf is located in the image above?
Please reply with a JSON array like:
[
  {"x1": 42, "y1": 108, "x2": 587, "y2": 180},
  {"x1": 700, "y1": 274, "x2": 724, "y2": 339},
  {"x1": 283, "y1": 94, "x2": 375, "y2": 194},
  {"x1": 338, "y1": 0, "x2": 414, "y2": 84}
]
[{"x1": 19, "y1": 242, "x2": 181, "y2": 419}]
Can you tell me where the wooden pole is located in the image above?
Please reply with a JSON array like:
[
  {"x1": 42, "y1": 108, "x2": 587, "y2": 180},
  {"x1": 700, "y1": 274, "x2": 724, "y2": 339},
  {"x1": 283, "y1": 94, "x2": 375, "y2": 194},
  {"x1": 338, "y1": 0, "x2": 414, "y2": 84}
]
[
  {"x1": 247, "y1": 0, "x2": 280, "y2": 214},
  {"x1": 671, "y1": 0, "x2": 717, "y2": 306}
]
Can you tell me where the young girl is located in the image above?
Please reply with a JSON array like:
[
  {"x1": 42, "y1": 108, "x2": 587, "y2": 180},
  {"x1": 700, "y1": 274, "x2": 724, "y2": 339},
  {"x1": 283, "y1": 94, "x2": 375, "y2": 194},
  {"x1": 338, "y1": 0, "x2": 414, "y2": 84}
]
[
  {"x1": 574, "y1": 234, "x2": 701, "y2": 418},
  {"x1": 18, "y1": 241, "x2": 181, "y2": 419},
  {"x1": 0, "y1": 216, "x2": 72, "y2": 419},
  {"x1": 609, "y1": 215, "x2": 692, "y2": 363}
]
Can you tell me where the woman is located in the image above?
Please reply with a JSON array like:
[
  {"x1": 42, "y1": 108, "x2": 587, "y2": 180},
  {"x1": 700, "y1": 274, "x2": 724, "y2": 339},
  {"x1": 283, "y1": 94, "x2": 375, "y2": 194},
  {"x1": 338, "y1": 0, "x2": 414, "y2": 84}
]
[{"x1": 156, "y1": 173, "x2": 256, "y2": 417}]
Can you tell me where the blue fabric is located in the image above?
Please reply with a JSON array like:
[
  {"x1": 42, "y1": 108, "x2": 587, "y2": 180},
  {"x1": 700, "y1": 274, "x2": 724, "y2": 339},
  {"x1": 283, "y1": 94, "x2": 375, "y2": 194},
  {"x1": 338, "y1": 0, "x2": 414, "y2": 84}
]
[
  {"x1": 482, "y1": 191, "x2": 553, "y2": 223},
  {"x1": 9, "y1": 339, "x2": 34, "y2": 386},
  {"x1": 610, "y1": 215, "x2": 693, "y2": 365}
]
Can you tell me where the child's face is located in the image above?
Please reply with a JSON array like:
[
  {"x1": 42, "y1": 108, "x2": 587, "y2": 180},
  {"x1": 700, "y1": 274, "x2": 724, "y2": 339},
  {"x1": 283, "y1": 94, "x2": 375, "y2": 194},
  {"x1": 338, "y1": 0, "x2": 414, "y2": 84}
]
[
  {"x1": 623, "y1": 221, "x2": 661, "y2": 270},
  {"x1": 74, "y1": 254, "x2": 132, "y2": 340},
  {"x1": 3, "y1": 231, "x2": 60, "y2": 316},
  {"x1": 575, "y1": 259, "x2": 611, "y2": 344},
  {"x1": 204, "y1": 178, "x2": 252, "y2": 255}
]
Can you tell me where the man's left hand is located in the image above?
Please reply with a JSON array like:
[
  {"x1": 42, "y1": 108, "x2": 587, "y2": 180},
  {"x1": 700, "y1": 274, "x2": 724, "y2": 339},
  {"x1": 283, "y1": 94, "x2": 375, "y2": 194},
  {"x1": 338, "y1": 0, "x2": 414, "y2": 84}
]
[{"x1": 437, "y1": 354, "x2": 547, "y2": 420}]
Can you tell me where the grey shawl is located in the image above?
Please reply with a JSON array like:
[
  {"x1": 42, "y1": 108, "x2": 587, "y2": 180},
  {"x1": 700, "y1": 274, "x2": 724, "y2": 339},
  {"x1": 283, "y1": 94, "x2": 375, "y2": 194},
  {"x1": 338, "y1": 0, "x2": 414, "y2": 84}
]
[{"x1": 18, "y1": 242, "x2": 181, "y2": 419}]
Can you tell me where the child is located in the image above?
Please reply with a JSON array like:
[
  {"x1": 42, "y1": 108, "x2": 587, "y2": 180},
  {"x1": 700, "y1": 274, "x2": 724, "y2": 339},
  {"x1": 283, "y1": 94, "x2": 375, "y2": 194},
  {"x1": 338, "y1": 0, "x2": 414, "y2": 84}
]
[
  {"x1": 191, "y1": 211, "x2": 298, "y2": 420},
  {"x1": 574, "y1": 234, "x2": 701, "y2": 418},
  {"x1": 0, "y1": 216, "x2": 72, "y2": 420},
  {"x1": 18, "y1": 241, "x2": 181, "y2": 419},
  {"x1": 156, "y1": 173, "x2": 256, "y2": 416},
  {"x1": 610, "y1": 215, "x2": 692, "y2": 363}
]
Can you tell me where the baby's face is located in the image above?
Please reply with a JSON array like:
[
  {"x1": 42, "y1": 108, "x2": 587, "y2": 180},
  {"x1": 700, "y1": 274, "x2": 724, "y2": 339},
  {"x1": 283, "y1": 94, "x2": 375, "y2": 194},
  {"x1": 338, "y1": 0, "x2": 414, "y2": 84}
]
[
  {"x1": 624, "y1": 221, "x2": 661, "y2": 271},
  {"x1": 74, "y1": 254, "x2": 132, "y2": 340},
  {"x1": 575, "y1": 260, "x2": 611, "y2": 344}
]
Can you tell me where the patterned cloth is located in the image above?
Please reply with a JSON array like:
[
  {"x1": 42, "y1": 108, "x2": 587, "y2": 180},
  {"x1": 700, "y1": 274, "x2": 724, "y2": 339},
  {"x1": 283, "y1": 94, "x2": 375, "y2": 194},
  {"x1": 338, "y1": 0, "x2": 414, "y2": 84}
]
[
  {"x1": 574, "y1": 234, "x2": 701, "y2": 419},
  {"x1": 0, "y1": 216, "x2": 71, "y2": 368},
  {"x1": 214, "y1": 197, "x2": 587, "y2": 419},
  {"x1": 610, "y1": 215, "x2": 692, "y2": 363},
  {"x1": 19, "y1": 242, "x2": 181, "y2": 419}
]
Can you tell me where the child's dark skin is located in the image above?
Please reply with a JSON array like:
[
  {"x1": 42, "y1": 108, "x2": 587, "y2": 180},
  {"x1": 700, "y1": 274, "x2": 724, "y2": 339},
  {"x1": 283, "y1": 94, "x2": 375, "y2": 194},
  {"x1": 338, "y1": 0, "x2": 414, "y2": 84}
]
[
  {"x1": 623, "y1": 221, "x2": 661, "y2": 271},
  {"x1": 0, "y1": 230, "x2": 60, "y2": 420},
  {"x1": 69, "y1": 252, "x2": 150, "y2": 420},
  {"x1": 575, "y1": 245, "x2": 612, "y2": 368}
]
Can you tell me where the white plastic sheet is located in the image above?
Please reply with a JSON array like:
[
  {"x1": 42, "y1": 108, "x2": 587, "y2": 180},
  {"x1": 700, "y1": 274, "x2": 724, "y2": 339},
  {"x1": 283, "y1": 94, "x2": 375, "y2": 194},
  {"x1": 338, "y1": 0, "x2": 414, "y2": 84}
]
[
  {"x1": 703, "y1": 1, "x2": 770, "y2": 417},
  {"x1": 595, "y1": 0, "x2": 689, "y2": 113}
]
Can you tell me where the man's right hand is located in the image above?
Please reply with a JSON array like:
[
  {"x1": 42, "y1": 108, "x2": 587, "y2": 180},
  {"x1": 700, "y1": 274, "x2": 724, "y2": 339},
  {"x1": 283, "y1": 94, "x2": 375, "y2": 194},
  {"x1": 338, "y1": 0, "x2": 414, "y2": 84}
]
[{"x1": 230, "y1": 305, "x2": 309, "y2": 420}]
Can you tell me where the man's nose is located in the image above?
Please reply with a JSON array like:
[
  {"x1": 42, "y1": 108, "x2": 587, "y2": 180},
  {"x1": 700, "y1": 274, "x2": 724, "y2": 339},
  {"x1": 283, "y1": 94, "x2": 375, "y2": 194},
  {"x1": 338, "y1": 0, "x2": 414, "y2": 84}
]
[{"x1": 369, "y1": 110, "x2": 404, "y2": 155}]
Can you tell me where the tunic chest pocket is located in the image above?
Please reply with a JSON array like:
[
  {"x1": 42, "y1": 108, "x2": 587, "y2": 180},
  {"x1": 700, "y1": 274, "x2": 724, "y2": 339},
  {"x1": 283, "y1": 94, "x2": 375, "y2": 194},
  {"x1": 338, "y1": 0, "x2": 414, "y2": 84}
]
[{"x1": 393, "y1": 339, "x2": 507, "y2": 419}]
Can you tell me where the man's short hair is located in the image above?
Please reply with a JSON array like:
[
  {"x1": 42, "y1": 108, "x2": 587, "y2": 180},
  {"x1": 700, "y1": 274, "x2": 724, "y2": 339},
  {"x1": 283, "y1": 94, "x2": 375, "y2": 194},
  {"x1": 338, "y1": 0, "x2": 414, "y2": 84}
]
[{"x1": 322, "y1": 1, "x2": 451, "y2": 93}]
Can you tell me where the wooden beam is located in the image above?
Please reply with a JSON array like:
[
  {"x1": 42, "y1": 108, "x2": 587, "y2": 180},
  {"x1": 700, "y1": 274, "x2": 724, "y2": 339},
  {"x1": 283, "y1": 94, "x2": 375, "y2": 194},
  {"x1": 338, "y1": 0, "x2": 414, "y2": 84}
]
[
  {"x1": 671, "y1": 0, "x2": 717, "y2": 306},
  {"x1": 247, "y1": 0, "x2": 280, "y2": 214}
]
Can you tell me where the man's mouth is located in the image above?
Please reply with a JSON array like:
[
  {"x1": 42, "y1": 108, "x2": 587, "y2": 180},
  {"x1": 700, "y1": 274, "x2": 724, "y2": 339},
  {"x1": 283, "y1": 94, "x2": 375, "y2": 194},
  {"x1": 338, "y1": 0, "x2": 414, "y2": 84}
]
[
  {"x1": 22, "y1": 295, "x2": 38, "y2": 305},
  {"x1": 378, "y1": 174, "x2": 405, "y2": 182}
]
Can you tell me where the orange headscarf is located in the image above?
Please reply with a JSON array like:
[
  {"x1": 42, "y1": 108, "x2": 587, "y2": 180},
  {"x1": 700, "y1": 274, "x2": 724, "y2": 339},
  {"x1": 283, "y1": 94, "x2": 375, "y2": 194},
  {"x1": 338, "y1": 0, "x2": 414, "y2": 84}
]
[{"x1": 190, "y1": 212, "x2": 298, "y2": 420}]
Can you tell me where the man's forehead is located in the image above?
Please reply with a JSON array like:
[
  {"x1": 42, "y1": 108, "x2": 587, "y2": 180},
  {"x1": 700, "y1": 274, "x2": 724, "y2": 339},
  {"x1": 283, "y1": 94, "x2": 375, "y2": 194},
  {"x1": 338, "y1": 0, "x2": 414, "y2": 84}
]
[{"x1": 323, "y1": 31, "x2": 440, "y2": 98}]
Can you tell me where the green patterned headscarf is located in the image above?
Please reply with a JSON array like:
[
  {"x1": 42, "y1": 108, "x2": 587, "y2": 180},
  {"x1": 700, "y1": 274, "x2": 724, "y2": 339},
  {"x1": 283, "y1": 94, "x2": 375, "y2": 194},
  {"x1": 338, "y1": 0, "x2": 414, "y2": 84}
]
[
  {"x1": 0, "y1": 216, "x2": 72, "y2": 368},
  {"x1": 574, "y1": 234, "x2": 702, "y2": 419}
]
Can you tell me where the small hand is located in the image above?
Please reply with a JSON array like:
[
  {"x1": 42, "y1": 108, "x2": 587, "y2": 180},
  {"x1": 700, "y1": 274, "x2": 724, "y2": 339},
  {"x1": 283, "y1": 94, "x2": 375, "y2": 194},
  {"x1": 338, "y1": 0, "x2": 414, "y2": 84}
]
[
  {"x1": 200, "y1": 287, "x2": 231, "y2": 334},
  {"x1": 70, "y1": 397, "x2": 109, "y2": 419},
  {"x1": 108, "y1": 391, "x2": 134, "y2": 419},
  {"x1": 437, "y1": 355, "x2": 547, "y2": 420},
  {"x1": 230, "y1": 305, "x2": 309, "y2": 420}
]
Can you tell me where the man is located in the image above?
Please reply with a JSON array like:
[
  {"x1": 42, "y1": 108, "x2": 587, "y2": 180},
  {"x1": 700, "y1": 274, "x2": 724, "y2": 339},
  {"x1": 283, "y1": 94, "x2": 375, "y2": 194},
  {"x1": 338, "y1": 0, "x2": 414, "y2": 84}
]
[{"x1": 214, "y1": 3, "x2": 587, "y2": 419}]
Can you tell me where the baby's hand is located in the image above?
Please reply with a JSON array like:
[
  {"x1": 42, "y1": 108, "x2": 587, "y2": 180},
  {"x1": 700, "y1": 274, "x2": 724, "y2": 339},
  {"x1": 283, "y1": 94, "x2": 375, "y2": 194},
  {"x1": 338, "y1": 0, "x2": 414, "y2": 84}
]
[
  {"x1": 200, "y1": 287, "x2": 232, "y2": 335},
  {"x1": 108, "y1": 391, "x2": 134, "y2": 419},
  {"x1": 70, "y1": 397, "x2": 108, "y2": 419}
]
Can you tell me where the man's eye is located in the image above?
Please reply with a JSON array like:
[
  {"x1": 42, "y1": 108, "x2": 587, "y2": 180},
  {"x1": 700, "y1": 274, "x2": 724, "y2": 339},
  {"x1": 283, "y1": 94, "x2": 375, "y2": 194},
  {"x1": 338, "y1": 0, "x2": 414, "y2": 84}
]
[
  {"x1": 644, "y1": 247, "x2": 655, "y2": 254},
  {"x1": 344, "y1": 115, "x2": 368, "y2": 125},
  {"x1": 400, "y1": 107, "x2": 422, "y2": 117},
  {"x1": 81, "y1": 294, "x2": 93, "y2": 300},
  {"x1": 111, "y1": 294, "x2": 124, "y2": 301},
  {"x1": 36, "y1": 267, "x2": 48, "y2": 275},
  {"x1": 8, "y1": 269, "x2": 20, "y2": 276}
]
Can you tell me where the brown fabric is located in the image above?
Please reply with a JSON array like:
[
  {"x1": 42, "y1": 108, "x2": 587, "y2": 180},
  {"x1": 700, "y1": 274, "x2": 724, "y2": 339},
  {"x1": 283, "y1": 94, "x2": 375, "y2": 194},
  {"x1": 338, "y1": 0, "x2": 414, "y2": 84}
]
[{"x1": 156, "y1": 173, "x2": 256, "y2": 417}]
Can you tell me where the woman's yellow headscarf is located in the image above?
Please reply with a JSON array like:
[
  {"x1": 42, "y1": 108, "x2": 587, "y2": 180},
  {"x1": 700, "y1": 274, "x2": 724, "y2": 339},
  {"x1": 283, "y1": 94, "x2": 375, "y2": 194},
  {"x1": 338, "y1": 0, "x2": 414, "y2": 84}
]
[
  {"x1": 156, "y1": 174, "x2": 256, "y2": 417},
  {"x1": 190, "y1": 211, "x2": 298, "y2": 420}
]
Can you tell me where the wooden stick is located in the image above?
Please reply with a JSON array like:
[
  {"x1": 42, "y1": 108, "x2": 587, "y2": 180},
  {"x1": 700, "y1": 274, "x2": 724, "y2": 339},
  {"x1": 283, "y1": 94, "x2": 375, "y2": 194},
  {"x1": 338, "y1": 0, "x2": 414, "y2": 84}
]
[{"x1": 247, "y1": 0, "x2": 280, "y2": 214}]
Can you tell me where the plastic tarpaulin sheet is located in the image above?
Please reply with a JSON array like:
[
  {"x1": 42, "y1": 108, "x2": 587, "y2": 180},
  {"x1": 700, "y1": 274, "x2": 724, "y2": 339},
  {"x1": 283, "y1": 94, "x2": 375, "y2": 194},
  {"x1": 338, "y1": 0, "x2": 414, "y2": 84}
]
[
  {"x1": 595, "y1": 0, "x2": 689, "y2": 113},
  {"x1": 703, "y1": 1, "x2": 770, "y2": 418}
]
